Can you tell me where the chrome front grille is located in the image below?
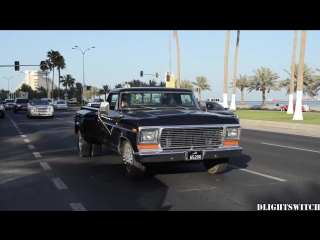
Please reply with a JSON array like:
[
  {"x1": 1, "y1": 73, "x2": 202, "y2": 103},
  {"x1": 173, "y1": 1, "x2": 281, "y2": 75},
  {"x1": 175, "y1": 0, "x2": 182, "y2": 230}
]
[
  {"x1": 38, "y1": 108, "x2": 48, "y2": 112},
  {"x1": 160, "y1": 127, "x2": 224, "y2": 150}
]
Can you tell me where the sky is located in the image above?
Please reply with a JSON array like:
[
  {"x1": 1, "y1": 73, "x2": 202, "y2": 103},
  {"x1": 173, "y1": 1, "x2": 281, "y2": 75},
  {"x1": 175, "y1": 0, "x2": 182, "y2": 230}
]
[{"x1": 1, "y1": 30, "x2": 320, "y2": 101}]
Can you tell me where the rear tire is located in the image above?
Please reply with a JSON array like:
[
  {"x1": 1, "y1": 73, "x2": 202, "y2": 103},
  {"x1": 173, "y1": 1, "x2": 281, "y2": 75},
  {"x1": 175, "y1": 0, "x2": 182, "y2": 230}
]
[
  {"x1": 122, "y1": 140, "x2": 146, "y2": 180},
  {"x1": 91, "y1": 144, "x2": 102, "y2": 156},
  {"x1": 78, "y1": 131, "x2": 92, "y2": 157},
  {"x1": 203, "y1": 158, "x2": 229, "y2": 174}
]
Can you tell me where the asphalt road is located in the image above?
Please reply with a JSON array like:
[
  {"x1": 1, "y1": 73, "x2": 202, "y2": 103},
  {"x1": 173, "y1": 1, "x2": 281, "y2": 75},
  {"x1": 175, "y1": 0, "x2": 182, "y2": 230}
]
[{"x1": 1, "y1": 108, "x2": 320, "y2": 211}]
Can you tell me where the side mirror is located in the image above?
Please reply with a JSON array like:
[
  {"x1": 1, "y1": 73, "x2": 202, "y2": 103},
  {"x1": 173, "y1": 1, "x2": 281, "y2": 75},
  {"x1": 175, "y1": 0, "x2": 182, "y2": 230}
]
[
  {"x1": 224, "y1": 108, "x2": 228, "y2": 110},
  {"x1": 198, "y1": 101, "x2": 207, "y2": 111},
  {"x1": 99, "y1": 102, "x2": 110, "y2": 115}
]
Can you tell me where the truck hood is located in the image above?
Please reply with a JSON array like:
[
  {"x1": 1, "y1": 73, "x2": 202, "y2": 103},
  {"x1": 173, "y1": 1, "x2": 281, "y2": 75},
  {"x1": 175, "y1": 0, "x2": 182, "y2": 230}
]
[{"x1": 121, "y1": 109, "x2": 239, "y2": 126}]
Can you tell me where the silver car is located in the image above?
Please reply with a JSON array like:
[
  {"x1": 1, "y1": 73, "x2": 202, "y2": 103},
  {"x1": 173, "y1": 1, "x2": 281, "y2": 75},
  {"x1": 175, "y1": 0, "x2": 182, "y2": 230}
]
[
  {"x1": 27, "y1": 100, "x2": 54, "y2": 118},
  {"x1": 53, "y1": 100, "x2": 68, "y2": 110},
  {"x1": 4, "y1": 99, "x2": 15, "y2": 109}
]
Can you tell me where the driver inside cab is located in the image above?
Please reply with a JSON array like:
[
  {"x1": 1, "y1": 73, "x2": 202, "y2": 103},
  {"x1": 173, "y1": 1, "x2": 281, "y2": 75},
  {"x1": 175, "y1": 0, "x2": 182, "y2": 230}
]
[
  {"x1": 121, "y1": 93, "x2": 131, "y2": 107},
  {"x1": 160, "y1": 93, "x2": 173, "y2": 105}
]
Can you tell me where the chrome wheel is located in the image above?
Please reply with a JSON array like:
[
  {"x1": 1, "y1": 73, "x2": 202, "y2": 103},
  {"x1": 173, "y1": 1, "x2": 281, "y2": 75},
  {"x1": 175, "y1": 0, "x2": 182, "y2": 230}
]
[{"x1": 121, "y1": 141, "x2": 146, "y2": 180}]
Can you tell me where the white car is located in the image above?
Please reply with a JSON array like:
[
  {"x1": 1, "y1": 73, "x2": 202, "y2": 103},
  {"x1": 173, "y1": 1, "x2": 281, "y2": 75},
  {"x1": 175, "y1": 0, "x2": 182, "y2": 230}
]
[
  {"x1": 27, "y1": 99, "x2": 54, "y2": 118},
  {"x1": 4, "y1": 99, "x2": 15, "y2": 109},
  {"x1": 53, "y1": 100, "x2": 68, "y2": 110}
]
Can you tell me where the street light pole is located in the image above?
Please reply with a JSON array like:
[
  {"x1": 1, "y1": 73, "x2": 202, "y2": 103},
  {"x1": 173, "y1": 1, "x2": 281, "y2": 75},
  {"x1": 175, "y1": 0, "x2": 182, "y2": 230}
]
[
  {"x1": 72, "y1": 45, "x2": 95, "y2": 106},
  {"x1": 3, "y1": 77, "x2": 12, "y2": 97}
]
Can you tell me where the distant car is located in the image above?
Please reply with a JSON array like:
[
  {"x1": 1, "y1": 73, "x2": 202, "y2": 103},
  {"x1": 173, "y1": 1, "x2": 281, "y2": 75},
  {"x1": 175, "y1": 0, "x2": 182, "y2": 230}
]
[
  {"x1": 53, "y1": 100, "x2": 68, "y2": 110},
  {"x1": 41, "y1": 98, "x2": 53, "y2": 106},
  {"x1": 282, "y1": 104, "x2": 311, "y2": 112},
  {"x1": 13, "y1": 98, "x2": 30, "y2": 113},
  {"x1": 27, "y1": 100, "x2": 54, "y2": 118},
  {"x1": 87, "y1": 99, "x2": 105, "y2": 108},
  {"x1": 3, "y1": 99, "x2": 15, "y2": 110},
  {"x1": 0, "y1": 99, "x2": 5, "y2": 119},
  {"x1": 198, "y1": 101, "x2": 239, "y2": 121},
  {"x1": 67, "y1": 99, "x2": 78, "y2": 104}
]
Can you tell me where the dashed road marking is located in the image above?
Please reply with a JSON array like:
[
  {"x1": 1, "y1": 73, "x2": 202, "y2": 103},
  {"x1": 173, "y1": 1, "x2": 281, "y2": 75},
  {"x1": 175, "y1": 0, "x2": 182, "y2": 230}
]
[
  {"x1": 33, "y1": 152, "x2": 42, "y2": 158},
  {"x1": 51, "y1": 178, "x2": 68, "y2": 190},
  {"x1": 24, "y1": 139, "x2": 30, "y2": 142},
  {"x1": 229, "y1": 165, "x2": 287, "y2": 182},
  {"x1": 40, "y1": 162, "x2": 52, "y2": 170},
  {"x1": 28, "y1": 145, "x2": 35, "y2": 149},
  {"x1": 56, "y1": 118, "x2": 63, "y2": 120},
  {"x1": 69, "y1": 203, "x2": 87, "y2": 211},
  {"x1": 18, "y1": 132, "x2": 23, "y2": 134},
  {"x1": 68, "y1": 121, "x2": 74, "y2": 124},
  {"x1": 21, "y1": 135, "x2": 26, "y2": 137},
  {"x1": 261, "y1": 142, "x2": 320, "y2": 154}
]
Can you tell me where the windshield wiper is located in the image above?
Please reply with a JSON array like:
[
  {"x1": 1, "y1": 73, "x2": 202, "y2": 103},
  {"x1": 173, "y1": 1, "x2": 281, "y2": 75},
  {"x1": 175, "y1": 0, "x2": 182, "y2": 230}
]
[{"x1": 124, "y1": 106, "x2": 157, "y2": 110}]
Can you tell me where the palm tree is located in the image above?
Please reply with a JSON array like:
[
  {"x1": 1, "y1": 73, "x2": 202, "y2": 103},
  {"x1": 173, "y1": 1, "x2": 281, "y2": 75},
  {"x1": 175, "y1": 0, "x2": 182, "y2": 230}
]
[
  {"x1": 223, "y1": 30, "x2": 230, "y2": 108},
  {"x1": 229, "y1": 74, "x2": 250, "y2": 105},
  {"x1": 180, "y1": 79, "x2": 195, "y2": 91},
  {"x1": 46, "y1": 50, "x2": 59, "y2": 97},
  {"x1": 280, "y1": 63, "x2": 315, "y2": 97},
  {"x1": 102, "y1": 84, "x2": 111, "y2": 100},
  {"x1": 293, "y1": 30, "x2": 307, "y2": 120},
  {"x1": 247, "y1": 67, "x2": 280, "y2": 106},
  {"x1": 56, "y1": 54, "x2": 66, "y2": 100},
  {"x1": 174, "y1": 30, "x2": 180, "y2": 88},
  {"x1": 60, "y1": 74, "x2": 76, "y2": 90},
  {"x1": 114, "y1": 84, "x2": 122, "y2": 88},
  {"x1": 230, "y1": 30, "x2": 240, "y2": 110},
  {"x1": 192, "y1": 76, "x2": 212, "y2": 100},
  {"x1": 286, "y1": 30, "x2": 298, "y2": 114},
  {"x1": 147, "y1": 79, "x2": 158, "y2": 87},
  {"x1": 158, "y1": 81, "x2": 166, "y2": 87}
]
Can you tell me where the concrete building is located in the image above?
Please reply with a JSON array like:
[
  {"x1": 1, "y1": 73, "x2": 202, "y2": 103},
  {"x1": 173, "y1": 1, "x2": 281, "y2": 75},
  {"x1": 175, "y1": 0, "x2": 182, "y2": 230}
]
[{"x1": 16, "y1": 70, "x2": 58, "y2": 92}]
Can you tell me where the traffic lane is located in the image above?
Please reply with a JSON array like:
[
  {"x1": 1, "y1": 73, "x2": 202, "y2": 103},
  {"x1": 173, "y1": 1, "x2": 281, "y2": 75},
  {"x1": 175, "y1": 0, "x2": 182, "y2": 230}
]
[
  {"x1": 241, "y1": 129, "x2": 320, "y2": 152},
  {"x1": 0, "y1": 114, "x2": 83, "y2": 210},
  {"x1": 5, "y1": 111, "x2": 318, "y2": 210},
  {"x1": 231, "y1": 129, "x2": 320, "y2": 182},
  {"x1": 4, "y1": 114, "x2": 287, "y2": 210}
]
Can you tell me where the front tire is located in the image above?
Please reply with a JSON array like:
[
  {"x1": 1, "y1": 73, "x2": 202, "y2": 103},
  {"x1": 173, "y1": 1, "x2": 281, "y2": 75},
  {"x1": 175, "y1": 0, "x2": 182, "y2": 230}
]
[
  {"x1": 203, "y1": 158, "x2": 229, "y2": 174},
  {"x1": 78, "y1": 131, "x2": 92, "y2": 157},
  {"x1": 91, "y1": 144, "x2": 102, "y2": 156},
  {"x1": 122, "y1": 140, "x2": 146, "y2": 180}
]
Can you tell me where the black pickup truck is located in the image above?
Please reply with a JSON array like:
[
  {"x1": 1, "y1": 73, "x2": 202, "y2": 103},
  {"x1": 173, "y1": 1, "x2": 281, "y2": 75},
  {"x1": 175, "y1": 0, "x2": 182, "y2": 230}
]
[{"x1": 74, "y1": 87, "x2": 242, "y2": 180}]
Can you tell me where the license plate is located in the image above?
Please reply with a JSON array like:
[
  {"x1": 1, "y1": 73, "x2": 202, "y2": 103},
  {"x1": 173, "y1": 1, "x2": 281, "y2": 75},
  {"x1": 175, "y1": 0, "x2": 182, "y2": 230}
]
[{"x1": 186, "y1": 151, "x2": 203, "y2": 160}]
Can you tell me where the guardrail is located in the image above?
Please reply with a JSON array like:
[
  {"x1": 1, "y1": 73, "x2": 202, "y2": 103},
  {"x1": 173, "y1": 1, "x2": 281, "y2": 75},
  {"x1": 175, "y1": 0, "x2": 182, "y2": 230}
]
[{"x1": 240, "y1": 119, "x2": 320, "y2": 137}]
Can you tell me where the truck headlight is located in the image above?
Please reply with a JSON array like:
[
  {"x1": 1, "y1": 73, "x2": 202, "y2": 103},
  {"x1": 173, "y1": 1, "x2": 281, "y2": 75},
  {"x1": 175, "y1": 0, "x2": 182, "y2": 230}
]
[
  {"x1": 31, "y1": 107, "x2": 38, "y2": 112},
  {"x1": 226, "y1": 127, "x2": 240, "y2": 139},
  {"x1": 139, "y1": 129, "x2": 159, "y2": 143},
  {"x1": 0, "y1": 105, "x2": 4, "y2": 110}
]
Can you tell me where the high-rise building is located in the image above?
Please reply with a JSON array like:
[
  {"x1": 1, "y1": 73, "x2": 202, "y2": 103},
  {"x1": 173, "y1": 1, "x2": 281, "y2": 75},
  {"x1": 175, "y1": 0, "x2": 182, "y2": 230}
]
[{"x1": 16, "y1": 70, "x2": 58, "y2": 91}]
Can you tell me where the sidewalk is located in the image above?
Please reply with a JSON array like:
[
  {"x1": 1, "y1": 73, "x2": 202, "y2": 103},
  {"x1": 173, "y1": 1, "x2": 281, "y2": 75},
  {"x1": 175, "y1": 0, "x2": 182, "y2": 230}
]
[{"x1": 239, "y1": 119, "x2": 320, "y2": 138}]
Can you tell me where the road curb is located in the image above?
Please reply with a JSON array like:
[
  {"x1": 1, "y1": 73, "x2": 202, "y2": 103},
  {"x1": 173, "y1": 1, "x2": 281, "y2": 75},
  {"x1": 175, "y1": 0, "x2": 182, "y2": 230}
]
[{"x1": 240, "y1": 119, "x2": 320, "y2": 138}]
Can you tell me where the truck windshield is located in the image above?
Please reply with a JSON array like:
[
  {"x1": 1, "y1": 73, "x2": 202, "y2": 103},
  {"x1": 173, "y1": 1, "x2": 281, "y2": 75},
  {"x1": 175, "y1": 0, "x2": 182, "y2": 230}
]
[{"x1": 119, "y1": 91, "x2": 199, "y2": 109}]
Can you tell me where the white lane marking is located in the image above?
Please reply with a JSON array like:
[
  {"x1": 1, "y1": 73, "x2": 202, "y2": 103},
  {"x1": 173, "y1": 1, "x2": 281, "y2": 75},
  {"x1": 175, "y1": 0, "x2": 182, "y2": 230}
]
[
  {"x1": 261, "y1": 142, "x2": 320, "y2": 154},
  {"x1": 68, "y1": 121, "x2": 74, "y2": 124},
  {"x1": 16, "y1": 129, "x2": 21, "y2": 131},
  {"x1": 40, "y1": 162, "x2": 52, "y2": 170},
  {"x1": 51, "y1": 178, "x2": 68, "y2": 190},
  {"x1": 33, "y1": 152, "x2": 42, "y2": 158},
  {"x1": 56, "y1": 118, "x2": 63, "y2": 120},
  {"x1": 229, "y1": 165, "x2": 287, "y2": 182},
  {"x1": 18, "y1": 132, "x2": 23, "y2": 134},
  {"x1": 69, "y1": 203, "x2": 87, "y2": 211},
  {"x1": 21, "y1": 135, "x2": 26, "y2": 137},
  {"x1": 24, "y1": 139, "x2": 30, "y2": 142},
  {"x1": 28, "y1": 145, "x2": 35, "y2": 149}
]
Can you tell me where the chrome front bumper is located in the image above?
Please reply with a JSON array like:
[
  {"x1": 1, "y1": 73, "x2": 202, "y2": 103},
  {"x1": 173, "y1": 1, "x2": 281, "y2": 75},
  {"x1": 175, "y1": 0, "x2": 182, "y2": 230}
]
[{"x1": 134, "y1": 146, "x2": 242, "y2": 163}]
